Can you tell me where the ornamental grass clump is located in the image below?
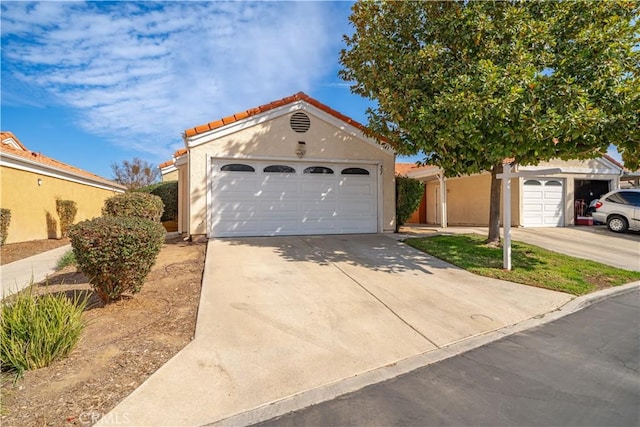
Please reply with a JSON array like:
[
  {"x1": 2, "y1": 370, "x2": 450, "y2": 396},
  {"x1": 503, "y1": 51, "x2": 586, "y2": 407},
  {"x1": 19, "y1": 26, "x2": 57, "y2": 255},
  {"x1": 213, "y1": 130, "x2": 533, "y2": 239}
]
[
  {"x1": 0, "y1": 288, "x2": 87, "y2": 378},
  {"x1": 69, "y1": 216, "x2": 165, "y2": 303}
]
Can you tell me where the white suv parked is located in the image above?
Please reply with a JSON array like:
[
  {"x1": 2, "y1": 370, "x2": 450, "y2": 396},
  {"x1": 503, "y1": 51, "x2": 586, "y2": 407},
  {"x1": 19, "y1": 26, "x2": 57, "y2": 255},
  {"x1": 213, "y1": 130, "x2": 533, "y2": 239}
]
[{"x1": 592, "y1": 189, "x2": 640, "y2": 233}]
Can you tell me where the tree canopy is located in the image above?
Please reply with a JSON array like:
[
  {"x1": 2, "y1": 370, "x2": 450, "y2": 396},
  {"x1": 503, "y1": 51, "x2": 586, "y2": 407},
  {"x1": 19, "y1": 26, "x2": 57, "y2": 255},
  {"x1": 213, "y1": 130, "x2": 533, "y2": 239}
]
[
  {"x1": 340, "y1": 1, "x2": 639, "y2": 172},
  {"x1": 111, "y1": 157, "x2": 160, "y2": 191},
  {"x1": 340, "y1": 0, "x2": 638, "y2": 241}
]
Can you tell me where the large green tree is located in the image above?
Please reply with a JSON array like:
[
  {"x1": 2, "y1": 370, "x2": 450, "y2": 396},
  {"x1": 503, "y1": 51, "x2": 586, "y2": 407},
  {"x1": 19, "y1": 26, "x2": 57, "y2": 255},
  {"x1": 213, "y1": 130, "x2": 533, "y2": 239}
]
[{"x1": 340, "y1": 1, "x2": 639, "y2": 242}]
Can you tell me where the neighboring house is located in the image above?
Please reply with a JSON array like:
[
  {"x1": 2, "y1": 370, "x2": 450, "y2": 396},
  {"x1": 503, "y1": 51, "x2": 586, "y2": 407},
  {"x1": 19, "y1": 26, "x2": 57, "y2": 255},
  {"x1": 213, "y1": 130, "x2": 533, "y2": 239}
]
[
  {"x1": 0, "y1": 131, "x2": 126, "y2": 244},
  {"x1": 167, "y1": 92, "x2": 395, "y2": 238},
  {"x1": 159, "y1": 159, "x2": 179, "y2": 182},
  {"x1": 397, "y1": 156, "x2": 623, "y2": 228}
]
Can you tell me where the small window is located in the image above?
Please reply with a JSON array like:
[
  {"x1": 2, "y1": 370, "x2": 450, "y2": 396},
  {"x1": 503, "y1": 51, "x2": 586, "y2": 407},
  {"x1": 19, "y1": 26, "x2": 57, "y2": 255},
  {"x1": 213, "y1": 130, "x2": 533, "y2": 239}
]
[
  {"x1": 342, "y1": 167, "x2": 370, "y2": 175},
  {"x1": 524, "y1": 180, "x2": 542, "y2": 186},
  {"x1": 545, "y1": 180, "x2": 562, "y2": 186},
  {"x1": 264, "y1": 165, "x2": 296, "y2": 173},
  {"x1": 304, "y1": 166, "x2": 334, "y2": 174},
  {"x1": 221, "y1": 164, "x2": 254, "y2": 172}
]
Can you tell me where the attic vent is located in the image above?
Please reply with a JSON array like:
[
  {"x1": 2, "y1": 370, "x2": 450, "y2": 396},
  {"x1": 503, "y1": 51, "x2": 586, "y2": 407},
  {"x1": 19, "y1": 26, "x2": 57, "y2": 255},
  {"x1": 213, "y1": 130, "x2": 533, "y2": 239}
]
[{"x1": 290, "y1": 112, "x2": 311, "y2": 133}]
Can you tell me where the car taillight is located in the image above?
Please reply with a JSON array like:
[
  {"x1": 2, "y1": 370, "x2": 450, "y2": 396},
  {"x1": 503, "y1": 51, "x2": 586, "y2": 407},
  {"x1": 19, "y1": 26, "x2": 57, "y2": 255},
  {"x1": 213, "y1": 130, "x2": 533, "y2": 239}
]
[{"x1": 594, "y1": 201, "x2": 603, "y2": 209}]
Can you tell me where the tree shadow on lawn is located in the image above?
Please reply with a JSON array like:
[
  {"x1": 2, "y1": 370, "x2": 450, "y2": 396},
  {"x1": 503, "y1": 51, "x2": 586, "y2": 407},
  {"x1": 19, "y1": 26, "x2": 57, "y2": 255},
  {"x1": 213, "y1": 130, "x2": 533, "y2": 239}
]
[{"x1": 406, "y1": 234, "x2": 546, "y2": 272}]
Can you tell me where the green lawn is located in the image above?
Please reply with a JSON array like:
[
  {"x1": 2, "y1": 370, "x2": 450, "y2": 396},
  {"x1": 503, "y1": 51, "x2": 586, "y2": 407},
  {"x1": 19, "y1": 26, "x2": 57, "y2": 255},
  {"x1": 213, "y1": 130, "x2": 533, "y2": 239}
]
[{"x1": 405, "y1": 234, "x2": 640, "y2": 295}]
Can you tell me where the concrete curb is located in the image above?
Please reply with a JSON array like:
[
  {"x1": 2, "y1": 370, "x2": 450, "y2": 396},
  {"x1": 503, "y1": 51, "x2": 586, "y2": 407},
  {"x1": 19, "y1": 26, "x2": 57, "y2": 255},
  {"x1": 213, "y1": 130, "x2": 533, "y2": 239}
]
[{"x1": 206, "y1": 281, "x2": 640, "y2": 427}]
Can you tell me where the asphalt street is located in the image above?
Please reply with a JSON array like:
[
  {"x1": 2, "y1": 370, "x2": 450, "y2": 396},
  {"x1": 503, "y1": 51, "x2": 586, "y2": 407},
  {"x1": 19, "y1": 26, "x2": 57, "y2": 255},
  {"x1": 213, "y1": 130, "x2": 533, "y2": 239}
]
[{"x1": 257, "y1": 289, "x2": 640, "y2": 427}]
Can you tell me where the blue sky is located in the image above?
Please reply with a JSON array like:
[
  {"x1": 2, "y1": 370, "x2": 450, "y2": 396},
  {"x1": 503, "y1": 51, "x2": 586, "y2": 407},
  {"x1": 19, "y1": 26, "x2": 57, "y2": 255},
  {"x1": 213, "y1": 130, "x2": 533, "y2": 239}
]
[
  {"x1": 1, "y1": 1, "x2": 399, "y2": 179},
  {"x1": 1, "y1": 1, "x2": 622, "y2": 180}
]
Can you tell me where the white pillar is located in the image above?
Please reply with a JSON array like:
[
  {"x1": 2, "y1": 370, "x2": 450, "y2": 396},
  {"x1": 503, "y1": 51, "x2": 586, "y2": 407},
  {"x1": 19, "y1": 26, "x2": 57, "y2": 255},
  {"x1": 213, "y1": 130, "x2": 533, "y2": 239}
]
[
  {"x1": 438, "y1": 174, "x2": 448, "y2": 228},
  {"x1": 502, "y1": 164, "x2": 512, "y2": 271}
]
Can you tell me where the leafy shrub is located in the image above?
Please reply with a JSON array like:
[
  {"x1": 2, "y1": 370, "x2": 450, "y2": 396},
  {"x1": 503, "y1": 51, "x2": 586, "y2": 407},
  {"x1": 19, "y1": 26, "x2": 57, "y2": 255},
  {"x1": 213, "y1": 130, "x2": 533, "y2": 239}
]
[
  {"x1": 56, "y1": 199, "x2": 78, "y2": 238},
  {"x1": 396, "y1": 175, "x2": 425, "y2": 231},
  {"x1": 102, "y1": 192, "x2": 164, "y2": 222},
  {"x1": 56, "y1": 249, "x2": 77, "y2": 270},
  {"x1": 0, "y1": 208, "x2": 10, "y2": 245},
  {"x1": 69, "y1": 216, "x2": 165, "y2": 303},
  {"x1": 137, "y1": 181, "x2": 178, "y2": 222},
  {"x1": 1, "y1": 288, "x2": 87, "y2": 378}
]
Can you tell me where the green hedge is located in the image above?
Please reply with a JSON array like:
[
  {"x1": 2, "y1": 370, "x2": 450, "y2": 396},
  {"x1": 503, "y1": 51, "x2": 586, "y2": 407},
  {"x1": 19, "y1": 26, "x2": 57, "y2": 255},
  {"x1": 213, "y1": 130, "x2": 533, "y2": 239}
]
[
  {"x1": 102, "y1": 192, "x2": 164, "y2": 222},
  {"x1": 56, "y1": 199, "x2": 78, "y2": 238},
  {"x1": 396, "y1": 175, "x2": 424, "y2": 231},
  {"x1": 137, "y1": 181, "x2": 178, "y2": 222},
  {"x1": 69, "y1": 216, "x2": 165, "y2": 303},
  {"x1": 0, "y1": 208, "x2": 10, "y2": 245}
]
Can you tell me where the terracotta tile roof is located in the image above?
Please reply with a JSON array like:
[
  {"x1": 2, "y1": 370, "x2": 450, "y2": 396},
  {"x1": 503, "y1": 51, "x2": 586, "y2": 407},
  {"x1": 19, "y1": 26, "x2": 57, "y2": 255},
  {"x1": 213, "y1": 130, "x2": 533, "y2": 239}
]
[
  {"x1": 603, "y1": 153, "x2": 626, "y2": 170},
  {"x1": 184, "y1": 92, "x2": 374, "y2": 139},
  {"x1": 0, "y1": 131, "x2": 28, "y2": 151},
  {"x1": 1, "y1": 131, "x2": 126, "y2": 190},
  {"x1": 395, "y1": 162, "x2": 439, "y2": 176},
  {"x1": 159, "y1": 148, "x2": 188, "y2": 170}
]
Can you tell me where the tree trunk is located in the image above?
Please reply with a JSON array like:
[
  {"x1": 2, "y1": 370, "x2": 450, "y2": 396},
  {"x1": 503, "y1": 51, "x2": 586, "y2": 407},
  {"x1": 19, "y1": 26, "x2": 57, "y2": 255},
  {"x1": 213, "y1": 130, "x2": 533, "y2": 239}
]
[{"x1": 486, "y1": 162, "x2": 503, "y2": 244}]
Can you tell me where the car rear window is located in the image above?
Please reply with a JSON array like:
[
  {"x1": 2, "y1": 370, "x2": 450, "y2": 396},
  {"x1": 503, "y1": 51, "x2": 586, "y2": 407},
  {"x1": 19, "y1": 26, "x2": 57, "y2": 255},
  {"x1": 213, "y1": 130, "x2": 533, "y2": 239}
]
[{"x1": 606, "y1": 191, "x2": 640, "y2": 207}]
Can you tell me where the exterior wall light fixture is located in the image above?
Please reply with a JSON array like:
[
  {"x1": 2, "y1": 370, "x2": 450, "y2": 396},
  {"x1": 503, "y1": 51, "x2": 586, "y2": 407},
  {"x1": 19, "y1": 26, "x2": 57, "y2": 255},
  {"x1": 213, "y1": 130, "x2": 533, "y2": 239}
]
[{"x1": 296, "y1": 141, "x2": 306, "y2": 158}]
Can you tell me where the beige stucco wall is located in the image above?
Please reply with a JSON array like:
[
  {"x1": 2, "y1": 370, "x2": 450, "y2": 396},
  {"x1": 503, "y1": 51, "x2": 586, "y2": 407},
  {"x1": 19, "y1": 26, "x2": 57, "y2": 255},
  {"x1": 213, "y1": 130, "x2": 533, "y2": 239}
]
[
  {"x1": 186, "y1": 110, "x2": 396, "y2": 236},
  {"x1": 425, "y1": 173, "x2": 519, "y2": 226},
  {"x1": 161, "y1": 169, "x2": 178, "y2": 182},
  {"x1": 1, "y1": 166, "x2": 123, "y2": 244},
  {"x1": 177, "y1": 161, "x2": 189, "y2": 234},
  {"x1": 419, "y1": 157, "x2": 619, "y2": 227}
]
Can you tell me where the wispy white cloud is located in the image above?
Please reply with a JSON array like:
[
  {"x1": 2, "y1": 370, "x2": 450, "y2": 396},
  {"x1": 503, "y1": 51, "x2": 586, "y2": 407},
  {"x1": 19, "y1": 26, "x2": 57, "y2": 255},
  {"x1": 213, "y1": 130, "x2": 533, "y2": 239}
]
[{"x1": 1, "y1": 1, "x2": 342, "y2": 159}]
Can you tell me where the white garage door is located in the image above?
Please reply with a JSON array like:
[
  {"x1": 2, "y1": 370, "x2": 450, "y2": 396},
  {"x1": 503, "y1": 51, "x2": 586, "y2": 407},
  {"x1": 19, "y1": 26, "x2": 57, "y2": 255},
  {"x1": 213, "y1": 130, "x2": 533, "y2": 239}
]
[
  {"x1": 209, "y1": 160, "x2": 378, "y2": 237},
  {"x1": 522, "y1": 178, "x2": 564, "y2": 227}
]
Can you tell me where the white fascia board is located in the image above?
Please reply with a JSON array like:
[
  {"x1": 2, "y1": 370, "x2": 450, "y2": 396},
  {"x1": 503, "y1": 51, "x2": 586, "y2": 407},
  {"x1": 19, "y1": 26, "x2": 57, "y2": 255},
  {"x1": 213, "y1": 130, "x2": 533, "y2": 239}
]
[
  {"x1": 2, "y1": 139, "x2": 24, "y2": 151},
  {"x1": 405, "y1": 167, "x2": 443, "y2": 179},
  {"x1": 0, "y1": 153, "x2": 126, "y2": 192},
  {"x1": 518, "y1": 164, "x2": 621, "y2": 175},
  {"x1": 185, "y1": 101, "x2": 395, "y2": 156},
  {"x1": 160, "y1": 163, "x2": 177, "y2": 174},
  {"x1": 174, "y1": 153, "x2": 188, "y2": 166}
]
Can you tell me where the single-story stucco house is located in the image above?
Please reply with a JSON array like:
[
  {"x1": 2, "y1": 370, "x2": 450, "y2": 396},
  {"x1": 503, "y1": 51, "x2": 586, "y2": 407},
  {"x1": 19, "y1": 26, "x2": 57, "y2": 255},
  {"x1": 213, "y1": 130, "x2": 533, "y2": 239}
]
[
  {"x1": 0, "y1": 131, "x2": 126, "y2": 244},
  {"x1": 397, "y1": 156, "x2": 624, "y2": 228},
  {"x1": 163, "y1": 92, "x2": 396, "y2": 238}
]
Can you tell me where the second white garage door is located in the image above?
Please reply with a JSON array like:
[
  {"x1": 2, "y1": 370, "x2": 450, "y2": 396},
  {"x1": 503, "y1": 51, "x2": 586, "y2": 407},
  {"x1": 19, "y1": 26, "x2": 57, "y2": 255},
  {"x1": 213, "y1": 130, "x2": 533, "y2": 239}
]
[
  {"x1": 522, "y1": 178, "x2": 564, "y2": 227},
  {"x1": 209, "y1": 160, "x2": 378, "y2": 237}
]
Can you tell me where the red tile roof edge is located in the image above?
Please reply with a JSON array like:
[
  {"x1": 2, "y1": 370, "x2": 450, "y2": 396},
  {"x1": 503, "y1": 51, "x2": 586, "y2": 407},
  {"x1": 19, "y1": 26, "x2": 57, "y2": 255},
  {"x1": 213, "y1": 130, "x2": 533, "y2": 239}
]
[
  {"x1": 0, "y1": 131, "x2": 28, "y2": 151},
  {"x1": 602, "y1": 153, "x2": 626, "y2": 170},
  {"x1": 1, "y1": 132, "x2": 126, "y2": 190},
  {"x1": 183, "y1": 92, "x2": 379, "y2": 141}
]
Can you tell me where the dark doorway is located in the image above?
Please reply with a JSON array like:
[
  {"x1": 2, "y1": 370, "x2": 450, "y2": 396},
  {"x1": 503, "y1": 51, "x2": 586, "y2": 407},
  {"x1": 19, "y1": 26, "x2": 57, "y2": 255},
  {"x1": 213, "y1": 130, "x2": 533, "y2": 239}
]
[{"x1": 574, "y1": 179, "x2": 611, "y2": 204}]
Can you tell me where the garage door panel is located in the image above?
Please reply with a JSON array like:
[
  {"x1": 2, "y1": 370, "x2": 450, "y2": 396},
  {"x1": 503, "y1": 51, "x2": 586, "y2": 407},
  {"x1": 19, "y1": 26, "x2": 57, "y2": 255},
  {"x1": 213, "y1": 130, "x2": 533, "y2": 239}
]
[
  {"x1": 523, "y1": 178, "x2": 564, "y2": 227},
  {"x1": 210, "y1": 160, "x2": 378, "y2": 237},
  {"x1": 340, "y1": 181, "x2": 375, "y2": 196}
]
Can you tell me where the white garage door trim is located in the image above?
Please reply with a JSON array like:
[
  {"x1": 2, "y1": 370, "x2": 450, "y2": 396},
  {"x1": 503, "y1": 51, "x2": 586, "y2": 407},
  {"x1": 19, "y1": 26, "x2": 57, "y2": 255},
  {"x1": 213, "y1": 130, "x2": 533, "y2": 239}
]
[
  {"x1": 208, "y1": 158, "x2": 380, "y2": 237},
  {"x1": 522, "y1": 178, "x2": 565, "y2": 227}
]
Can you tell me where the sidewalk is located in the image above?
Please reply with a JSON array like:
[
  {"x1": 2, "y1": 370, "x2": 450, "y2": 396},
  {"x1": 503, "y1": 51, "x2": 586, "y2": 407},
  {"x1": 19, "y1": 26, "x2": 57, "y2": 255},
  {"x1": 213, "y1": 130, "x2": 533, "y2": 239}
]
[{"x1": 0, "y1": 244, "x2": 71, "y2": 298}]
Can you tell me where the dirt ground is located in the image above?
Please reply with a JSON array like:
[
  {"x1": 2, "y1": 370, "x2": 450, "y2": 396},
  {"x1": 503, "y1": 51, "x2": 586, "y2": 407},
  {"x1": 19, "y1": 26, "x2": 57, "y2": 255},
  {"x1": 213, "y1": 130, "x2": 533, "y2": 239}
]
[
  {"x1": 1, "y1": 238, "x2": 71, "y2": 265},
  {"x1": 1, "y1": 236, "x2": 207, "y2": 426}
]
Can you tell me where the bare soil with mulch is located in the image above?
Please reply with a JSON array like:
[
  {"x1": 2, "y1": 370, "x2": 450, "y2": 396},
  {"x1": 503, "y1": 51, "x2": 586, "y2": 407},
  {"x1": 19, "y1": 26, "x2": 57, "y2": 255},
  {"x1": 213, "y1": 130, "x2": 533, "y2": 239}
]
[
  {"x1": 1, "y1": 236, "x2": 207, "y2": 426},
  {"x1": 1, "y1": 238, "x2": 71, "y2": 265}
]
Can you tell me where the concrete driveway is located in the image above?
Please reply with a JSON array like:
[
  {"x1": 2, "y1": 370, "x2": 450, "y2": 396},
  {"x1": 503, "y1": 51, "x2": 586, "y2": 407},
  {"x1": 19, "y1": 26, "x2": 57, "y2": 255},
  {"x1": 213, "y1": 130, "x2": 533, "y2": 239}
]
[
  {"x1": 510, "y1": 226, "x2": 640, "y2": 272},
  {"x1": 102, "y1": 234, "x2": 571, "y2": 426},
  {"x1": 400, "y1": 226, "x2": 639, "y2": 272}
]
